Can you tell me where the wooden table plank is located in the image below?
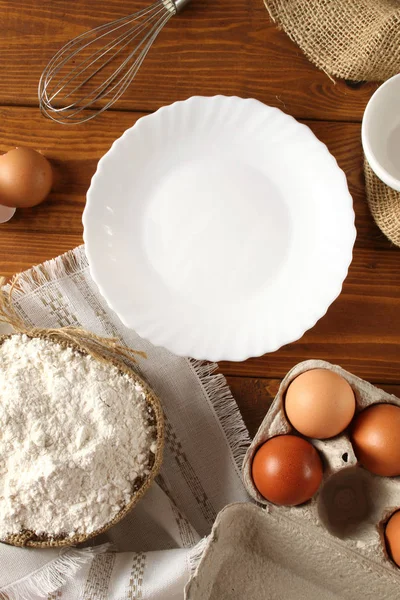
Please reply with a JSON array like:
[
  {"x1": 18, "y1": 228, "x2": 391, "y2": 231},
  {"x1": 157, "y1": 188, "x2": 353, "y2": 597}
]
[
  {"x1": 227, "y1": 376, "x2": 400, "y2": 437},
  {"x1": 220, "y1": 273, "x2": 400, "y2": 383},
  {"x1": 0, "y1": 106, "x2": 392, "y2": 251},
  {"x1": 0, "y1": 0, "x2": 378, "y2": 121}
]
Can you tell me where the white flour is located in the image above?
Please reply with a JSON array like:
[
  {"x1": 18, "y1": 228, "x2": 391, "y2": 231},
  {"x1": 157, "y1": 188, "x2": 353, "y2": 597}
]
[{"x1": 0, "y1": 334, "x2": 157, "y2": 538}]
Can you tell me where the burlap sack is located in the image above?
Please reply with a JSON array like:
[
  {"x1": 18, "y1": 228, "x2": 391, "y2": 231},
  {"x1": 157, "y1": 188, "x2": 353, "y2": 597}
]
[
  {"x1": 364, "y1": 159, "x2": 400, "y2": 247},
  {"x1": 264, "y1": 0, "x2": 400, "y2": 81}
]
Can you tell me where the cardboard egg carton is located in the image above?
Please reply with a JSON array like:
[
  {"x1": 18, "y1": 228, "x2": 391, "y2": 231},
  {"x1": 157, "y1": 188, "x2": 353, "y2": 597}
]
[
  {"x1": 186, "y1": 360, "x2": 400, "y2": 600},
  {"x1": 242, "y1": 359, "x2": 400, "y2": 567}
]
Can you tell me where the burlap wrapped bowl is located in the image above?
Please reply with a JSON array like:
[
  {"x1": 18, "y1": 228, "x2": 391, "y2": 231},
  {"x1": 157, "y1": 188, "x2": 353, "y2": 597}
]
[{"x1": 0, "y1": 283, "x2": 164, "y2": 548}]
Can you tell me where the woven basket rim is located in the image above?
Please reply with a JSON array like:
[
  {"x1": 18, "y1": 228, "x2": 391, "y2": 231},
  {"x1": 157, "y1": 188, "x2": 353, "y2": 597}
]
[{"x1": 0, "y1": 331, "x2": 164, "y2": 549}]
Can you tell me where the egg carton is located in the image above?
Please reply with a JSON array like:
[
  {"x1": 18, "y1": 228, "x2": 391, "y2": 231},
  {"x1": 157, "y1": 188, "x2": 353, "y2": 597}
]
[
  {"x1": 186, "y1": 360, "x2": 400, "y2": 600},
  {"x1": 242, "y1": 359, "x2": 400, "y2": 573},
  {"x1": 186, "y1": 503, "x2": 400, "y2": 600}
]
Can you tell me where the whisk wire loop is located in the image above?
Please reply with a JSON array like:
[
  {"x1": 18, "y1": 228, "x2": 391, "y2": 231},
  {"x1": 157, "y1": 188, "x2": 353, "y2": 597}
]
[{"x1": 39, "y1": 0, "x2": 180, "y2": 124}]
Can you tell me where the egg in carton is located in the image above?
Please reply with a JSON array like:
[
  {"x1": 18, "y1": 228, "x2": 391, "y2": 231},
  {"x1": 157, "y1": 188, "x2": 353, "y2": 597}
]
[{"x1": 242, "y1": 359, "x2": 400, "y2": 573}]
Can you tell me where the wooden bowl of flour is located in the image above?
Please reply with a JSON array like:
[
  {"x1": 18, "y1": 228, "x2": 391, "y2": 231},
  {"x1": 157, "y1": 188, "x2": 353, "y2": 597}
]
[{"x1": 0, "y1": 331, "x2": 164, "y2": 548}]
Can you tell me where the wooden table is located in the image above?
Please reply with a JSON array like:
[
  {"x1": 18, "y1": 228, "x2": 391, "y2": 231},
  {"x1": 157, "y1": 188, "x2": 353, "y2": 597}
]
[{"x1": 1, "y1": 0, "x2": 399, "y2": 436}]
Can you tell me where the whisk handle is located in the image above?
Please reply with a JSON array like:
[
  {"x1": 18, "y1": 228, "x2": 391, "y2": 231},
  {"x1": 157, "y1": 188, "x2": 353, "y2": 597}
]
[{"x1": 172, "y1": 0, "x2": 191, "y2": 13}]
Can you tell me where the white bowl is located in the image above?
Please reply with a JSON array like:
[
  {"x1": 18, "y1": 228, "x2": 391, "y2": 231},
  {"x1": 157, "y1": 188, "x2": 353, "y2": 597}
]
[
  {"x1": 362, "y1": 74, "x2": 400, "y2": 192},
  {"x1": 83, "y1": 96, "x2": 356, "y2": 362}
]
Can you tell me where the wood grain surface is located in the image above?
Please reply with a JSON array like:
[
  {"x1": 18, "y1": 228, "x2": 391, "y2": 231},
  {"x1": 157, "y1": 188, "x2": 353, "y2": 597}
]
[
  {"x1": 0, "y1": 0, "x2": 378, "y2": 120},
  {"x1": 0, "y1": 0, "x2": 399, "y2": 434}
]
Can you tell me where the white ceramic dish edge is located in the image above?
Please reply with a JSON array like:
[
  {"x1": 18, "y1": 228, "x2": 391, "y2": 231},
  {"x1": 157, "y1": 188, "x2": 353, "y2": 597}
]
[
  {"x1": 362, "y1": 74, "x2": 400, "y2": 192},
  {"x1": 83, "y1": 96, "x2": 356, "y2": 361}
]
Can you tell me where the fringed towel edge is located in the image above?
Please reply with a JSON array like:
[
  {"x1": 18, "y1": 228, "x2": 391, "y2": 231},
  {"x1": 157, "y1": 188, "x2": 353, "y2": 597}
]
[{"x1": 0, "y1": 544, "x2": 109, "y2": 600}]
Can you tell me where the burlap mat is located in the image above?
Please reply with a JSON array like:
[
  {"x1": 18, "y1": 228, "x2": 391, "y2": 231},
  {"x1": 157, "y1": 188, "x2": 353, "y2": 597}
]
[
  {"x1": 364, "y1": 159, "x2": 400, "y2": 247},
  {"x1": 264, "y1": 0, "x2": 400, "y2": 81}
]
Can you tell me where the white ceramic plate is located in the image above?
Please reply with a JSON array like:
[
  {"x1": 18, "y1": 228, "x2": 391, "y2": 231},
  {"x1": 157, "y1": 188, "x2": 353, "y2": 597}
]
[{"x1": 83, "y1": 96, "x2": 356, "y2": 361}]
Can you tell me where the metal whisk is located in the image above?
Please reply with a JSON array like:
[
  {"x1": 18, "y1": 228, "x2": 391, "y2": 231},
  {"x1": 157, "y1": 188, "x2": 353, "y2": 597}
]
[{"x1": 39, "y1": 0, "x2": 190, "y2": 125}]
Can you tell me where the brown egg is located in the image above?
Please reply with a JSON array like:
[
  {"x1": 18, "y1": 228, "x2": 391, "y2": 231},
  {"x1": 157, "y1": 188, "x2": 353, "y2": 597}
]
[
  {"x1": 351, "y1": 404, "x2": 400, "y2": 477},
  {"x1": 0, "y1": 147, "x2": 53, "y2": 208},
  {"x1": 285, "y1": 369, "x2": 356, "y2": 439},
  {"x1": 385, "y1": 510, "x2": 400, "y2": 567},
  {"x1": 252, "y1": 434, "x2": 323, "y2": 506}
]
